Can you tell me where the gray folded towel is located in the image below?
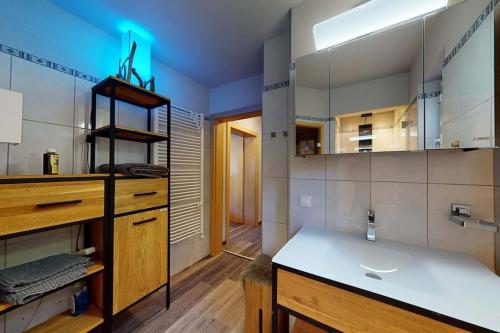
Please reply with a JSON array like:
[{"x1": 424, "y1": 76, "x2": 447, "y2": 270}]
[
  {"x1": 0, "y1": 265, "x2": 87, "y2": 305},
  {"x1": 0, "y1": 254, "x2": 91, "y2": 305},
  {"x1": 99, "y1": 163, "x2": 169, "y2": 178}
]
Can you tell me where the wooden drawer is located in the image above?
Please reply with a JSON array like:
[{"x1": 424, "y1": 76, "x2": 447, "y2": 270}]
[
  {"x1": 277, "y1": 269, "x2": 468, "y2": 333},
  {"x1": 0, "y1": 180, "x2": 104, "y2": 237},
  {"x1": 113, "y1": 209, "x2": 168, "y2": 314},
  {"x1": 115, "y1": 178, "x2": 168, "y2": 214}
]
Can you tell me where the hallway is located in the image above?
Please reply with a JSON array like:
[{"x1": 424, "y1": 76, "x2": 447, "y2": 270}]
[{"x1": 223, "y1": 223, "x2": 262, "y2": 260}]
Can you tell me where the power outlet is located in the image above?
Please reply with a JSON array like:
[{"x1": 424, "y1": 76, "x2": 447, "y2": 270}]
[{"x1": 299, "y1": 194, "x2": 312, "y2": 208}]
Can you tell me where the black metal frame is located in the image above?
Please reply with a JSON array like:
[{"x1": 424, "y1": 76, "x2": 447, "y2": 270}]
[
  {"x1": 271, "y1": 263, "x2": 496, "y2": 333},
  {"x1": 0, "y1": 175, "x2": 108, "y2": 318},
  {"x1": 88, "y1": 78, "x2": 171, "y2": 332}
]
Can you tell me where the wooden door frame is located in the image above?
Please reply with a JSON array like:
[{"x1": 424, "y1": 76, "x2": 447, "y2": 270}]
[
  {"x1": 210, "y1": 111, "x2": 262, "y2": 256},
  {"x1": 225, "y1": 123, "x2": 258, "y2": 245}
]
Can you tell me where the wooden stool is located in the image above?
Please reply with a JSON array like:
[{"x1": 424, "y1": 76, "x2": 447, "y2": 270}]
[{"x1": 241, "y1": 254, "x2": 272, "y2": 333}]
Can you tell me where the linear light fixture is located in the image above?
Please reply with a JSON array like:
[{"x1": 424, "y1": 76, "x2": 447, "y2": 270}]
[
  {"x1": 313, "y1": 0, "x2": 448, "y2": 51},
  {"x1": 350, "y1": 135, "x2": 376, "y2": 142}
]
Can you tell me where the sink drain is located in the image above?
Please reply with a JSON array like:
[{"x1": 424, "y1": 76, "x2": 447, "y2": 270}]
[{"x1": 365, "y1": 272, "x2": 382, "y2": 280}]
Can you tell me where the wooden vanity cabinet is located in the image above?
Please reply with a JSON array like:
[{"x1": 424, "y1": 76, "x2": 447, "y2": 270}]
[
  {"x1": 113, "y1": 208, "x2": 168, "y2": 314},
  {"x1": 275, "y1": 268, "x2": 469, "y2": 333}
]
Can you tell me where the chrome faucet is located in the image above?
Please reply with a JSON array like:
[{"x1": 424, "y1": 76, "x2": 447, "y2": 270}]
[{"x1": 367, "y1": 210, "x2": 376, "y2": 241}]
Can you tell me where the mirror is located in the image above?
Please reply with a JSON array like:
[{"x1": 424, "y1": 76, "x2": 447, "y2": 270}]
[
  {"x1": 424, "y1": 0, "x2": 496, "y2": 149},
  {"x1": 295, "y1": 19, "x2": 425, "y2": 155},
  {"x1": 330, "y1": 19, "x2": 424, "y2": 154},
  {"x1": 295, "y1": 51, "x2": 330, "y2": 155},
  {"x1": 295, "y1": 0, "x2": 498, "y2": 154}
]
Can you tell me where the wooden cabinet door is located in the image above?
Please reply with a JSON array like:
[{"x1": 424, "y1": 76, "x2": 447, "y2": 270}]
[{"x1": 113, "y1": 209, "x2": 168, "y2": 314}]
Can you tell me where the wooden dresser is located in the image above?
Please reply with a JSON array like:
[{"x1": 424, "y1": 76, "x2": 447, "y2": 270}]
[{"x1": 0, "y1": 174, "x2": 108, "y2": 332}]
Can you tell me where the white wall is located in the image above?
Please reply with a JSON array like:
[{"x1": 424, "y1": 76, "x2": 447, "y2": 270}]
[
  {"x1": 209, "y1": 74, "x2": 263, "y2": 115},
  {"x1": 0, "y1": 0, "x2": 209, "y2": 330}
]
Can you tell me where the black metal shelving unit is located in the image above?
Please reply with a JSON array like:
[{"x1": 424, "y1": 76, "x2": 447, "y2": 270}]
[{"x1": 87, "y1": 76, "x2": 171, "y2": 332}]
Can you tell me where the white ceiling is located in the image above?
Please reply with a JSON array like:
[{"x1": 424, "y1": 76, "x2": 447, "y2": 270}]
[
  {"x1": 51, "y1": 0, "x2": 302, "y2": 88},
  {"x1": 296, "y1": 19, "x2": 423, "y2": 90}
]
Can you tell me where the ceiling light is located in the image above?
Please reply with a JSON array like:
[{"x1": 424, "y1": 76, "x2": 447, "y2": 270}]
[{"x1": 313, "y1": 0, "x2": 448, "y2": 51}]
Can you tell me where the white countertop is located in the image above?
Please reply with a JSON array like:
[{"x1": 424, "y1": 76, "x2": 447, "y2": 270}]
[{"x1": 273, "y1": 227, "x2": 500, "y2": 332}]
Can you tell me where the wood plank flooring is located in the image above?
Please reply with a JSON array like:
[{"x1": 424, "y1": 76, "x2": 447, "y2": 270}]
[
  {"x1": 223, "y1": 223, "x2": 262, "y2": 259},
  {"x1": 114, "y1": 225, "x2": 262, "y2": 332}
]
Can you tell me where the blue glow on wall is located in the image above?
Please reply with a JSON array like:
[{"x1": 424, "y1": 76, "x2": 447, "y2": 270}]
[{"x1": 120, "y1": 23, "x2": 152, "y2": 84}]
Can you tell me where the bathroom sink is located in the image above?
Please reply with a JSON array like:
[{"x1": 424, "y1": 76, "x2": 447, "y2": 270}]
[{"x1": 335, "y1": 239, "x2": 411, "y2": 274}]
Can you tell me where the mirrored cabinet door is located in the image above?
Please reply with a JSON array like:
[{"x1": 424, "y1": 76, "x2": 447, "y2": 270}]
[
  {"x1": 295, "y1": 51, "x2": 330, "y2": 155},
  {"x1": 424, "y1": 0, "x2": 496, "y2": 149},
  {"x1": 329, "y1": 19, "x2": 424, "y2": 154}
]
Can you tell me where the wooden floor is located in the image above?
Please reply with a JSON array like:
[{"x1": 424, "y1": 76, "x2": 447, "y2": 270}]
[
  {"x1": 114, "y1": 225, "x2": 262, "y2": 333},
  {"x1": 223, "y1": 223, "x2": 262, "y2": 259}
]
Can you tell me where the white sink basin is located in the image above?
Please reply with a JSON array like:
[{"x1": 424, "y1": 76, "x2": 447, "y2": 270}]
[{"x1": 332, "y1": 239, "x2": 411, "y2": 275}]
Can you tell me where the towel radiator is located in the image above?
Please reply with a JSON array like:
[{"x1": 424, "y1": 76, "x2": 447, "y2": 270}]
[{"x1": 155, "y1": 105, "x2": 204, "y2": 244}]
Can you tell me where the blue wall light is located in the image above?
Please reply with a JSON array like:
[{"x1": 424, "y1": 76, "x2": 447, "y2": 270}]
[{"x1": 119, "y1": 21, "x2": 152, "y2": 84}]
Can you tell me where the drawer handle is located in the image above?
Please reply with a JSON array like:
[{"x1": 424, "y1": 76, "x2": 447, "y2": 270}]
[
  {"x1": 36, "y1": 199, "x2": 83, "y2": 208},
  {"x1": 133, "y1": 217, "x2": 157, "y2": 226},
  {"x1": 133, "y1": 191, "x2": 158, "y2": 197}
]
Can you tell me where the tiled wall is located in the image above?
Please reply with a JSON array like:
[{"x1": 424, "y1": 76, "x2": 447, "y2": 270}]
[
  {"x1": 287, "y1": 150, "x2": 496, "y2": 271},
  {"x1": 0, "y1": 49, "x2": 211, "y2": 330},
  {"x1": 261, "y1": 32, "x2": 291, "y2": 256}
]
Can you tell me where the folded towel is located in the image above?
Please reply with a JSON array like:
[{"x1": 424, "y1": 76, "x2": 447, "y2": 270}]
[
  {"x1": 0, "y1": 265, "x2": 87, "y2": 305},
  {"x1": 0, "y1": 254, "x2": 90, "y2": 293},
  {"x1": 99, "y1": 163, "x2": 169, "y2": 178}
]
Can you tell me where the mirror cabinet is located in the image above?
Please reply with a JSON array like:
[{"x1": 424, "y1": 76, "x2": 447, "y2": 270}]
[{"x1": 295, "y1": 0, "x2": 498, "y2": 155}]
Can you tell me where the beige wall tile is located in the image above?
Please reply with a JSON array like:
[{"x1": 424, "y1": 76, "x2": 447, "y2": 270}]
[
  {"x1": 428, "y1": 149, "x2": 493, "y2": 185},
  {"x1": 371, "y1": 151, "x2": 427, "y2": 183},
  {"x1": 262, "y1": 177, "x2": 288, "y2": 223},
  {"x1": 371, "y1": 182, "x2": 427, "y2": 246},
  {"x1": 428, "y1": 184, "x2": 495, "y2": 270},
  {"x1": 290, "y1": 154, "x2": 325, "y2": 180},
  {"x1": 262, "y1": 132, "x2": 288, "y2": 178},
  {"x1": 326, "y1": 181, "x2": 370, "y2": 236},
  {"x1": 289, "y1": 179, "x2": 326, "y2": 234},
  {"x1": 326, "y1": 154, "x2": 369, "y2": 181},
  {"x1": 262, "y1": 221, "x2": 288, "y2": 256}
]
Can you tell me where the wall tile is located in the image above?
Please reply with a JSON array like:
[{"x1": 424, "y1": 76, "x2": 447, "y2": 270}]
[
  {"x1": 262, "y1": 177, "x2": 287, "y2": 223},
  {"x1": 262, "y1": 221, "x2": 288, "y2": 256},
  {"x1": 0, "y1": 144, "x2": 8, "y2": 175},
  {"x1": 428, "y1": 149, "x2": 493, "y2": 185},
  {"x1": 289, "y1": 179, "x2": 325, "y2": 235},
  {"x1": 8, "y1": 120, "x2": 74, "y2": 175},
  {"x1": 11, "y1": 57, "x2": 75, "y2": 126},
  {"x1": 371, "y1": 182, "x2": 427, "y2": 246},
  {"x1": 173, "y1": 237, "x2": 194, "y2": 275},
  {"x1": 74, "y1": 78, "x2": 110, "y2": 129},
  {"x1": 73, "y1": 128, "x2": 87, "y2": 174},
  {"x1": 371, "y1": 151, "x2": 427, "y2": 183},
  {"x1": 7, "y1": 287, "x2": 72, "y2": 332},
  {"x1": 428, "y1": 184, "x2": 495, "y2": 270},
  {"x1": 262, "y1": 132, "x2": 287, "y2": 178},
  {"x1": 194, "y1": 234, "x2": 209, "y2": 262},
  {"x1": 263, "y1": 88, "x2": 288, "y2": 134},
  {"x1": 326, "y1": 154, "x2": 370, "y2": 181},
  {"x1": 0, "y1": 52, "x2": 10, "y2": 89},
  {"x1": 118, "y1": 102, "x2": 148, "y2": 130},
  {"x1": 326, "y1": 181, "x2": 370, "y2": 236},
  {"x1": 117, "y1": 141, "x2": 147, "y2": 164},
  {"x1": 290, "y1": 155, "x2": 325, "y2": 180},
  {"x1": 6, "y1": 228, "x2": 71, "y2": 267}
]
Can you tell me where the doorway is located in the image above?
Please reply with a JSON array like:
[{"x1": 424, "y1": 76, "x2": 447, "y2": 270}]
[{"x1": 210, "y1": 111, "x2": 262, "y2": 259}]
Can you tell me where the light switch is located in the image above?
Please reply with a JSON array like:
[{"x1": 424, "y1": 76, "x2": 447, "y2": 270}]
[{"x1": 299, "y1": 194, "x2": 312, "y2": 208}]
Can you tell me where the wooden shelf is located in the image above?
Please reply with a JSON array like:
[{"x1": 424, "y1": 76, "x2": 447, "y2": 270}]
[
  {"x1": 90, "y1": 125, "x2": 169, "y2": 143},
  {"x1": 92, "y1": 76, "x2": 170, "y2": 109},
  {"x1": 0, "y1": 260, "x2": 104, "y2": 314},
  {"x1": 26, "y1": 304, "x2": 103, "y2": 333}
]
